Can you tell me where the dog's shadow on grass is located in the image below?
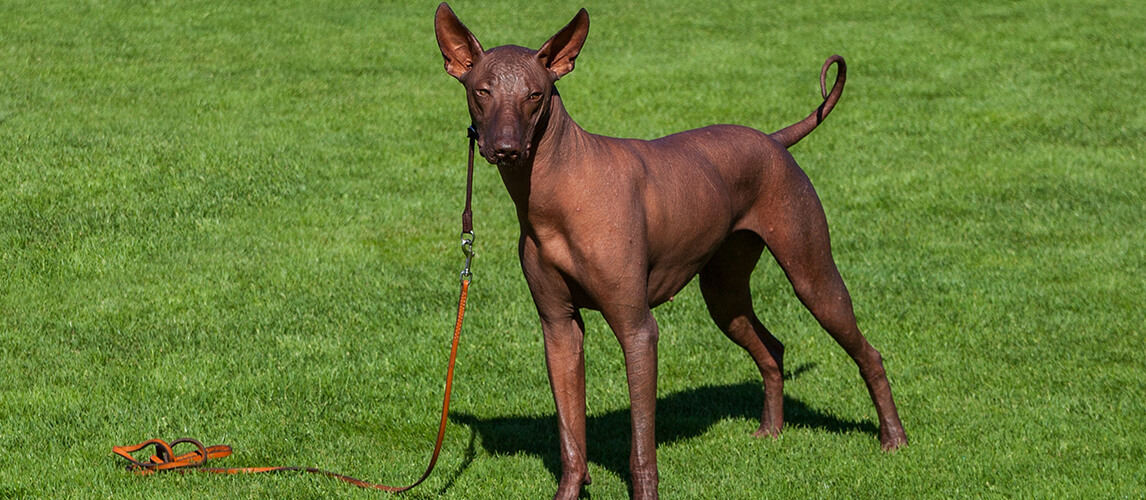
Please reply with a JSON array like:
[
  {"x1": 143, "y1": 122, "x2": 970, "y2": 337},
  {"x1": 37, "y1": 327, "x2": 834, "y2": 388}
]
[{"x1": 445, "y1": 363, "x2": 877, "y2": 495}]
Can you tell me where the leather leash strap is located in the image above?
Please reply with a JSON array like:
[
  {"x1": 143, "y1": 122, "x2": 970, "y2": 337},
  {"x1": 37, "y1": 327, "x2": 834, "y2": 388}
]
[{"x1": 112, "y1": 127, "x2": 479, "y2": 492}]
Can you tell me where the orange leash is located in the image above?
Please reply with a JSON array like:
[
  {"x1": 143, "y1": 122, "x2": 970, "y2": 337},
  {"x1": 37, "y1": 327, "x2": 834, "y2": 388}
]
[
  {"x1": 113, "y1": 128, "x2": 480, "y2": 492},
  {"x1": 112, "y1": 279, "x2": 469, "y2": 492}
]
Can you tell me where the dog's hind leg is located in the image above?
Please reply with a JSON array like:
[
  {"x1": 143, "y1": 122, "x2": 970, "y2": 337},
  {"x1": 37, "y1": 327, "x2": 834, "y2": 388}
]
[
  {"x1": 699, "y1": 230, "x2": 787, "y2": 438},
  {"x1": 755, "y1": 162, "x2": 908, "y2": 450}
]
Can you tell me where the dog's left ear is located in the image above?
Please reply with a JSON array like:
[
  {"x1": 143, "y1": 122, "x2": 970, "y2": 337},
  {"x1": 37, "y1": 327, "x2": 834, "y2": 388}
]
[{"x1": 537, "y1": 8, "x2": 589, "y2": 80}]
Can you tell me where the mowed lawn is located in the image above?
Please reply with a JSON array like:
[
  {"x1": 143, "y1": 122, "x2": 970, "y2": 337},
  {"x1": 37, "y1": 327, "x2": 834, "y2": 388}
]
[{"x1": 1, "y1": 0, "x2": 1142, "y2": 498}]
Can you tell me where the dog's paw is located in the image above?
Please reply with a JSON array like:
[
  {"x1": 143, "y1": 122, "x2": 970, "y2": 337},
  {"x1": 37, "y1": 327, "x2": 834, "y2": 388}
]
[{"x1": 879, "y1": 427, "x2": 908, "y2": 451}]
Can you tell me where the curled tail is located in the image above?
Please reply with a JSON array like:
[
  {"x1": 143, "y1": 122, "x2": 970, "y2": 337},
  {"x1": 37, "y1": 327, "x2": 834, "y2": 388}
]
[{"x1": 769, "y1": 54, "x2": 846, "y2": 149}]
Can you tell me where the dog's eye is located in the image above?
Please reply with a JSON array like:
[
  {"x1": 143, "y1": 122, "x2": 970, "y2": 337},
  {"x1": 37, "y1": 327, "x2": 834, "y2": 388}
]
[
  {"x1": 474, "y1": 88, "x2": 491, "y2": 97},
  {"x1": 528, "y1": 92, "x2": 544, "y2": 101}
]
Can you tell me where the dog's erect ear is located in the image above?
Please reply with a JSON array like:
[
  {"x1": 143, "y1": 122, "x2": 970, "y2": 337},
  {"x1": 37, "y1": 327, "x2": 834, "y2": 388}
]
[
  {"x1": 536, "y1": 8, "x2": 589, "y2": 80},
  {"x1": 435, "y1": 3, "x2": 484, "y2": 80}
]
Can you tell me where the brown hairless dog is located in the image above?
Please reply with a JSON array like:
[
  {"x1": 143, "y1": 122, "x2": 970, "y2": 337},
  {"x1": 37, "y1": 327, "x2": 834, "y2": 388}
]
[{"x1": 434, "y1": 4, "x2": 907, "y2": 498}]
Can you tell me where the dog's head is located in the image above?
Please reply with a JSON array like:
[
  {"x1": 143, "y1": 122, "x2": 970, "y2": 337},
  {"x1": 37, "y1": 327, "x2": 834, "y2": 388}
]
[{"x1": 435, "y1": 3, "x2": 588, "y2": 167}]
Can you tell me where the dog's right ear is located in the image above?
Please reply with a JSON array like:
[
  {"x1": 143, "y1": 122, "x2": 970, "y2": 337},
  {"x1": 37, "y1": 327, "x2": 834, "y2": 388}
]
[{"x1": 435, "y1": 3, "x2": 484, "y2": 80}]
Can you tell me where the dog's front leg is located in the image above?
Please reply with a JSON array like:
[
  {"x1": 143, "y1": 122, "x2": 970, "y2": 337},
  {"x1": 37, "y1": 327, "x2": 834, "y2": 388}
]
[
  {"x1": 603, "y1": 307, "x2": 660, "y2": 500},
  {"x1": 540, "y1": 311, "x2": 591, "y2": 499}
]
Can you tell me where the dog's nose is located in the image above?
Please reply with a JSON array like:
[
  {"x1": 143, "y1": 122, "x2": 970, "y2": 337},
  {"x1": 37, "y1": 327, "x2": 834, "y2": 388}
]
[{"x1": 493, "y1": 142, "x2": 521, "y2": 161}]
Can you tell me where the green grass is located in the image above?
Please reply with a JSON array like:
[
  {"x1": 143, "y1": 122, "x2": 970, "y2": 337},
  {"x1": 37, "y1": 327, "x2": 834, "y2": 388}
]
[{"x1": 2, "y1": 0, "x2": 1143, "y2": 498}]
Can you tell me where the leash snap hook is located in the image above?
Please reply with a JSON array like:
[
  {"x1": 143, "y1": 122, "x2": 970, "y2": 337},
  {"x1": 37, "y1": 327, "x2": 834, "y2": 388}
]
[{"x1": 459, "y1": 231, "x2": 475, "y2": 281}]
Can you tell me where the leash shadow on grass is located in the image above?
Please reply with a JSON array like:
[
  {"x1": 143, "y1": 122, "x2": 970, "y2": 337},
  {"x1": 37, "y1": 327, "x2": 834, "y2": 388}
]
[{"x1": 447, "y1": 363, "x2": 878, "y2": 495}]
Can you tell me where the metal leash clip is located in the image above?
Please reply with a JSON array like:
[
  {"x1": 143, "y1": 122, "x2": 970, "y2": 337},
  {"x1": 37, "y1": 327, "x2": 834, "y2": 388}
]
[{"x1": 459, "y1": 231, "x2": 475, "y2": 281}]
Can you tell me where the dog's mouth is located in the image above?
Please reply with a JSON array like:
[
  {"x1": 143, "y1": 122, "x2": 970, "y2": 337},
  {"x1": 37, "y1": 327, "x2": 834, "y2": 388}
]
[{"x1": 480, "y1": 150, "x2": 502, "y2": 165}]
